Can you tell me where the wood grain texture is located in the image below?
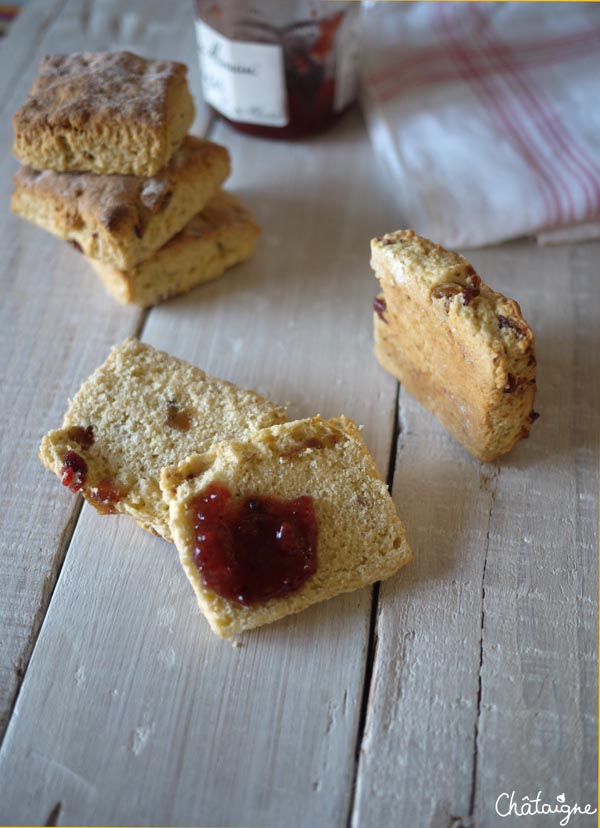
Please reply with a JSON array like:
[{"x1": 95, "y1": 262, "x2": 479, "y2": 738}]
[
  {"x1": 0, "y1": 0, "x2": 68, "y2": 112},
  {"x1": 0, "y1": 1, "x2": 596, "y2": 825},
  {"x1": 0, "y1": 107, "x2": 402, "y2": 826},
  {"x1": 352, "y1": 240, "x2": 599, "y2": 828},
  {"x1": 471, "y1": 242, "x2": 599, "y2": 825},
  {"x1": 0, "y1": 0, "x2": 209, "y2": 739},
  {"x1": 352, "y1": 385, "x2": 493, "y2": 828}
]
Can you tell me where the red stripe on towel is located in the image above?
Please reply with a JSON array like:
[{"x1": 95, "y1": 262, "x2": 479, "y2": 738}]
[
  {"x1": 364, "y1": 22, "x2": 600, "y2": 91},
  {"x1": 435, "y1": 4, "x2": 563, "y2": 228},
  {"x1": 468, "y1": 4, "x2": 600, "y2": 223}
]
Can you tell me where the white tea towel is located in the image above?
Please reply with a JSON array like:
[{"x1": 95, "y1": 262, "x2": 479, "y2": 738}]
[{"x1": 360, "y1": 2, "x2": 600, "y2": 248}]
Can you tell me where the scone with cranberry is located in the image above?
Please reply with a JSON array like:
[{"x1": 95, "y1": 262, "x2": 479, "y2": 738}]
[
  {"x1": 39, "y1": 338, "x2": 286, "y2": 539},
  {"x1": 89, "y1": 191, "x2": 259, "y2": 307},
  {"x1": 11, "y1": 137, "x2": 230, "y2": 269},
  {"x1": 371, "y1": 230, "x2": 537, "y2": 463},
  {"x1": 161, "y1": 416, "x2": 412, "y2": 638}
]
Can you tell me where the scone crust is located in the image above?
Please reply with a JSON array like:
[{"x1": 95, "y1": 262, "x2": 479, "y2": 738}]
[
  {"x1": 39, "y1": 338, "x2": 286, "y2": 539},
  {"x1": 13, "y1": 51, "x2": 195, "y2": 175},
  {"x1": 161, "y1": 416, "x2": 412, "y2": 638},
  {"x1": 90, "y1": 191, "x2": 260, "y2": 307},
  {"x1": 11, "y1": 137, "x2": 230, "y2": 269},
  {"x1": 371, "y1": 230, "x2": 537, "y2": 463}
]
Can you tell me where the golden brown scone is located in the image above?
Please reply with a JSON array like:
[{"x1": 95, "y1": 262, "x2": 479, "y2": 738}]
[
  {"x1": 39, "y1": 339, "x2": 286, "y2": 540},
  {"x1": 11, "y1": 137, "x2": 230, "y2": 269},
  {"x1": 161, "y1": 416, "x2": 412, "y2": 638},
  {"x1": 89, "y1": 191, "x2": 259, "y2": 307},
  {"x1": 13, "y1": 51, "x2": 195, "y2": 176},
  {"x1": 371, "y1": 230, "x2": 537, "y2": 463}
]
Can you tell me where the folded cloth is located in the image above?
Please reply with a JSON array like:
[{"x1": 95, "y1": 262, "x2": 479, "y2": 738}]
[{"x1": 360, "y1": 2, "x2": 600, "y2": 248}]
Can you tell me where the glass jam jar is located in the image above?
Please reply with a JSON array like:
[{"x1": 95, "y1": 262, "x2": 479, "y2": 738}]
[{"x1": 194, "y1": 1, "x2": 360, "y2": 138}]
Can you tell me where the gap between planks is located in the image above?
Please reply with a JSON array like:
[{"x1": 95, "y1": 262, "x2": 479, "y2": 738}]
[
  {"x1": 0, "y1": 0, "x2": 214, "y2": 749},
  {"x1": 0, "y1": 497, "x2": 83, "y2": 741},
  {"x1": 346, "y1": 379, "x2": 402, "y2": 828},
  {"x1": 346, "y1": 388, "x2": 502, "y2": 828},
  {"x1": 0, "y1": 104, "x2": 215, "y2": 746},
  {"x1": 0, "y1": 311, "x2": 151, "y2": 749},
  {"x1": 468, "y1": 464, "x2": 498, "y2": 821}
]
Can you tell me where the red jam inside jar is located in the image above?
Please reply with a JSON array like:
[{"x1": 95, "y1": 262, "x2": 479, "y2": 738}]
[
  {"x1": 188, "y1": 483, "x2": 318, "y2": 604},
  {"x1": 195, "y1": 1, "x2": 359, "y2": 139}
]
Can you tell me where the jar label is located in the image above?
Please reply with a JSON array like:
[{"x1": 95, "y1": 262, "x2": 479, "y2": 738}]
[{"x1": 196, "y1": 21, "x2": 288, "y2": 127}]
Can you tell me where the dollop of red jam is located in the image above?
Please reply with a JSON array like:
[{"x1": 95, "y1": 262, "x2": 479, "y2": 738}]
[
  {"x1": 67, "y1": 425, "x2": 94, "y2": 450},
  {"x1": 373, "y1": 295, "x2": 388, "y2": 323},
  {"x1": 189, "y1": 483, "x2": 318, "y2": 605},
  {"x1": 87, "y1": 480, "x2": 127, "y2": 515},
  {"x1": 60, "y1": 450, "x2": 88, "y2": 492}
]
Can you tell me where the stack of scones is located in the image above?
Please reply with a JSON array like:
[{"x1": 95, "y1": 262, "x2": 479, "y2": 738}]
[{"x1": 11, "y1": 51, "x2": 259, "y2": 307}]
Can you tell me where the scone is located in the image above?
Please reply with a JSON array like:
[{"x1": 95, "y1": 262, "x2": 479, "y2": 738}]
[
  {"x1": 11, "y1": 137, "x2": 230, "y2": 269},
  {"x1": 371, "y1": 230, "x2": 537, "y2": 463},
  {"x1": 160, "y1": 416, "x2": 412, "y2": 638},
  {"x1": 89, "y1": 191, "x2": 260, "y2": 307},
  {"x1": 13, "y1": 51, "x2": 195, "y2": 176},
  {"x1": 39, "y1": 339, "x2": 286, "y2": 540}
]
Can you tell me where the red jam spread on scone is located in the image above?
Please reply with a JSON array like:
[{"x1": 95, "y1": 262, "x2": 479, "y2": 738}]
[
  {"x1": 60, "y1": 450, "x2": 88, "y2": 492},
  {"x1": 87, "y1": 480, "x2": 127, "y2": 514},
  {"x1": 189, "y1": 483, "x2": 318, "y2": 604}
]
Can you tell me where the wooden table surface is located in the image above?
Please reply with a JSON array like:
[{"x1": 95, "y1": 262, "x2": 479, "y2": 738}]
[{"x1": 0, "y1": 3, "x2": 597, "y2": 827}]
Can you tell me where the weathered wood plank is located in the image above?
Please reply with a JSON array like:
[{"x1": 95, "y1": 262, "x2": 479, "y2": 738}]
[
  {"x1": 0, "y1": 0, "x2": 68, "y2": 108},
  {"x1": 0, "y1": 109, "x2": 401, "y2": 827},
  {"x1": 472, "y1": 242, "x2": 599, "y2": 825},
  {"x1": 352, "y1": 241, "x2": 598, "y2": 827},
  {"x1": 0, "y1": 0, "x2": 209, "y2": 738},
  {"x1": 352, "y1": 388, "x2": 492, "y2": 827},
  {"x1": 1, "y1": 2, "x2": 596, "y2": 824}
]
